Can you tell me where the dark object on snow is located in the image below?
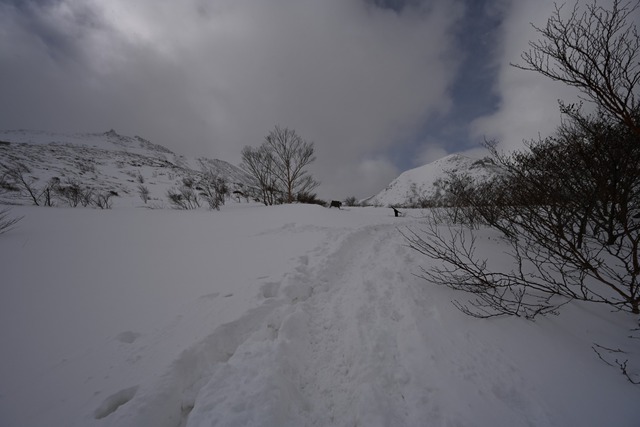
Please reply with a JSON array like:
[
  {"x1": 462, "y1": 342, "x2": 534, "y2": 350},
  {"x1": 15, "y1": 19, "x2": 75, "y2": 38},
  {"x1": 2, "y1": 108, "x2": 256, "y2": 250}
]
[
  {"x1": 392, "y1": 207, "x2": 404, "y2": 217},
  {"x1": 329, "y1": 200, "x2": 342, "y2": 209}
]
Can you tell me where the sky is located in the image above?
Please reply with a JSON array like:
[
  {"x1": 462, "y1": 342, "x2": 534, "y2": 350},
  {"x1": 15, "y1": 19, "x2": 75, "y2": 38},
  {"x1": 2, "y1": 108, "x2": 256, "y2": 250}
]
[{"x1": 0, "y1": 0, "x2": 586, "y2": 199}]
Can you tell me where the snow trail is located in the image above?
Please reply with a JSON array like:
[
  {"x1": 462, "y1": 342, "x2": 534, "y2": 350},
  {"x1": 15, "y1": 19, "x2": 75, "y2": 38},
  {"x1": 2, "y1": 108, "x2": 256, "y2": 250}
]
[
  {"x1": 280, "y1": 225, "x2": 420, "y2": 425},
  {"x1": 180, "y1": 222, "x2": 558, "y2": 426},
  {"x1": 185, "y1": 224, "x2": 421, "y2": 426},
  {"x1": 93, "y1": 223, "x2": 423, "y2": 426}
]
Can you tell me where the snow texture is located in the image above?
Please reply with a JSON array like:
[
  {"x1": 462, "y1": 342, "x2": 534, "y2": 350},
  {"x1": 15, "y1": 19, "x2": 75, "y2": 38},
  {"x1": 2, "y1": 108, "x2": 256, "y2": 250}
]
[{"x1": 1, "y1": 203, "x2": 639, "y2": 427}]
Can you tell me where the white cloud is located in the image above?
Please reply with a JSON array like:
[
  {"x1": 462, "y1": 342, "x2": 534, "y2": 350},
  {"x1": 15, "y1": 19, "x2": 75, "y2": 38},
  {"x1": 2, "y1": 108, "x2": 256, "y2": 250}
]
[
  {"x1": 470, "y1": 0, "x2": 583, "y2": 152},
  {"x1": 302, "y1": 153, "x2": 399, "y2": 201},
  {"x1": 414, "y1": 143, "x2": 449, "y2": 166}
]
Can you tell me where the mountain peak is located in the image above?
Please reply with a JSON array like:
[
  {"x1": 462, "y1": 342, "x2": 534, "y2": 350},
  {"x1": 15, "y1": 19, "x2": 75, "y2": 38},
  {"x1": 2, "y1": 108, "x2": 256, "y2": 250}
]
[{"x1": 364, "y1": 153, "x2": 499, "y2": 207}]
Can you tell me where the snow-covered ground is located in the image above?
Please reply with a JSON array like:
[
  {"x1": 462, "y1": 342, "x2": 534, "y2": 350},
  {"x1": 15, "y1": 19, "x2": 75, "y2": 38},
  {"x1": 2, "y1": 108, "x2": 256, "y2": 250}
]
[{"x1": 1, "y1": 203, "x2": 638, "y2": 427}]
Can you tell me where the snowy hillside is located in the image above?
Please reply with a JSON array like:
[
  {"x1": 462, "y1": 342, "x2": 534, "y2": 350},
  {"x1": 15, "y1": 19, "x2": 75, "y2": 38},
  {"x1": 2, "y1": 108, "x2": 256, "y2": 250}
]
[
  {"x1": 365, "y1": 154, "x2": 499, "y2": 207},
  {"x1": 0, "y1": 130, "x2": 254, "y2": 207},
  {"x1": 0, "y1": 204, "x2": 638, "y2": 427}
]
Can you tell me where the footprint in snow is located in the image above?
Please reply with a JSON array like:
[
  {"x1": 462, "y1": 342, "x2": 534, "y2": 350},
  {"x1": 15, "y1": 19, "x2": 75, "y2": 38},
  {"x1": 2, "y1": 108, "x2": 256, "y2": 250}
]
[
  {"x1": 93, "y1": 385, "x2": 139, "y2": 419},
  {"x1": 260, "y1": 281, "x2": 281, "y2": 299}
]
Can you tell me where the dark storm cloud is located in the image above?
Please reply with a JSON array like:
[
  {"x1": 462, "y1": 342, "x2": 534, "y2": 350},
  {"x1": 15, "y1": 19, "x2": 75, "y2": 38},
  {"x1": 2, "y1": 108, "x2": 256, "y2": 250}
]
[
  {"x1": 1, "y1": 0, "x2": 590, "y2": 198},
  {"x1": 2, "y1": 0, "x2": 105, "y2": 63},
  {"x1": 365, "y1": 0, "x2": 421, "y2": 13}
]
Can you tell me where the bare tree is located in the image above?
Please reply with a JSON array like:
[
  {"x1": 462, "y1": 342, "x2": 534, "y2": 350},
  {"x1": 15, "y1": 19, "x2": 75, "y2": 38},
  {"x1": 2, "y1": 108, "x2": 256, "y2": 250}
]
[
  {"x1": 242, "y1": 126, "x2": 318, "y2": 205},
  {"x1": 241, "y1": 145, "x2": 279, "y2": 206},
  {"x1": 264, "y1": 126, "x2": 318, "y2": 203},
  {"x1": 513, "y1": 0, "x2": 640, "y2": 135}
]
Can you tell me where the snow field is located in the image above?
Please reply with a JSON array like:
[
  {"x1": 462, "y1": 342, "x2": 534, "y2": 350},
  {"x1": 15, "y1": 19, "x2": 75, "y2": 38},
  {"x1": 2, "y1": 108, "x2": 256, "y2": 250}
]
[{"x1": 0, "y1": 203, "x2": 639, "y2": 426}]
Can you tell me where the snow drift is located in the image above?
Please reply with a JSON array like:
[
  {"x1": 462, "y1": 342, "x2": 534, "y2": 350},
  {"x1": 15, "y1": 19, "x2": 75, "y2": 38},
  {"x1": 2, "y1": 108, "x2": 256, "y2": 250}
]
[{"x1": 0, "y1": 203, "x2": 638, "y2": 427}]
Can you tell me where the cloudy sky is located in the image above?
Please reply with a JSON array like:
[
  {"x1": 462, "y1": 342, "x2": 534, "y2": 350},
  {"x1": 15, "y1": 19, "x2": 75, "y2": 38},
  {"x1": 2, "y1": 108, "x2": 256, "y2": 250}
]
[{"x1": 0, "y1": 0, "x2": 583, "y2": 199}]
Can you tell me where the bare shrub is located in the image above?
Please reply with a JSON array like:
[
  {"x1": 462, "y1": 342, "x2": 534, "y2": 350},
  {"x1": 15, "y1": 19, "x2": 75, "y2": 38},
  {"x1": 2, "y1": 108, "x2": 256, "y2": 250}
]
[
  {"x1": 296, "y1": 192, "x2": 326, "y2": 207},
  {"x1": 406, "y1": 0, "x2": 640, "y2": 322},
  {"x1": 592, "y1": 342, "x2": 640, "y2": 384},
  {"x1": 55, "y1": 179, "x2": 93, "y2": 208},
  {"x1": 0, "y1": 207, "x2": 23, "y2": 235},
  {"x1": 1, "y1": 161, "x2": 46, "y2": 206},
  {"x1": 0, "y1": 174, "x2": 19, "y2": 193},
  {"x1": 344, "y1": 196, "x2": 359, "y2": 207},
  {"x1": 92, "y1": 191, "x2": 114, "y2": 209},
  {"x1": 406, "y1": 113, "x2": 640, "y2": 320},
  {"x1": 197, "y1": 169, "x2": 227, "y2": 210},
  {"x1": 138, "y1": 184, "x2": 150, "y2": 204},
  {"x1": 167, "y1": 179, "x2": 200, "y2": 210}
]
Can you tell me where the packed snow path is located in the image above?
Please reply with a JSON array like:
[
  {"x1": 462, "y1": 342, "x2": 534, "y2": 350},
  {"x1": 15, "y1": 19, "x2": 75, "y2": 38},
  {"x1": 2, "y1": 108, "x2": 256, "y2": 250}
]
[
  {"x1": 1, "y1": 205, "x2": 638, "y2": 427},
  {"x1": 185, "y1": 225, "x2": 431, "y2": 426},
  {"x1": 101, "y1": 223, "x2": 448, "y2": 427}
]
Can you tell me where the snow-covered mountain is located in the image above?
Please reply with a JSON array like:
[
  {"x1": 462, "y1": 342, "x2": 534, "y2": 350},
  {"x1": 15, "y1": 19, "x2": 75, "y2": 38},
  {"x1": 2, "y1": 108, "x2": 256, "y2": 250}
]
[
  {"x1": 364, "y1": 153, "x2": 500, "y2": 207},
  {"x1": 0, "y1": 129, "x2": 254, "y2": 207}
]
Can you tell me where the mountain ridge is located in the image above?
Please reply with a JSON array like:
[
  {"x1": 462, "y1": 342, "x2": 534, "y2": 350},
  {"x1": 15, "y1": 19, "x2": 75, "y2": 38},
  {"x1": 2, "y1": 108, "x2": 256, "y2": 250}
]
[{"x1": 0, "y1": 129, "x2": 254, "y2": 208}]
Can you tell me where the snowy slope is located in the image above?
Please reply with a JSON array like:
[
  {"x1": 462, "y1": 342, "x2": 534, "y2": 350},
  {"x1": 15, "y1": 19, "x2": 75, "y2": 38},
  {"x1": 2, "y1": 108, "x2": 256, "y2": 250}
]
[
  {"x1": 365, "y1": 154, "x2": 499, "y2": 207},
  {"x1": 0, "y1": 130, "x2": 254, "y2": 207},
  {"x1": 0, "y1": 129, "x2": 174, "y2": 155},
  {"x1": 0, "y1": 204, "x2": 638, "y2": 427}
]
